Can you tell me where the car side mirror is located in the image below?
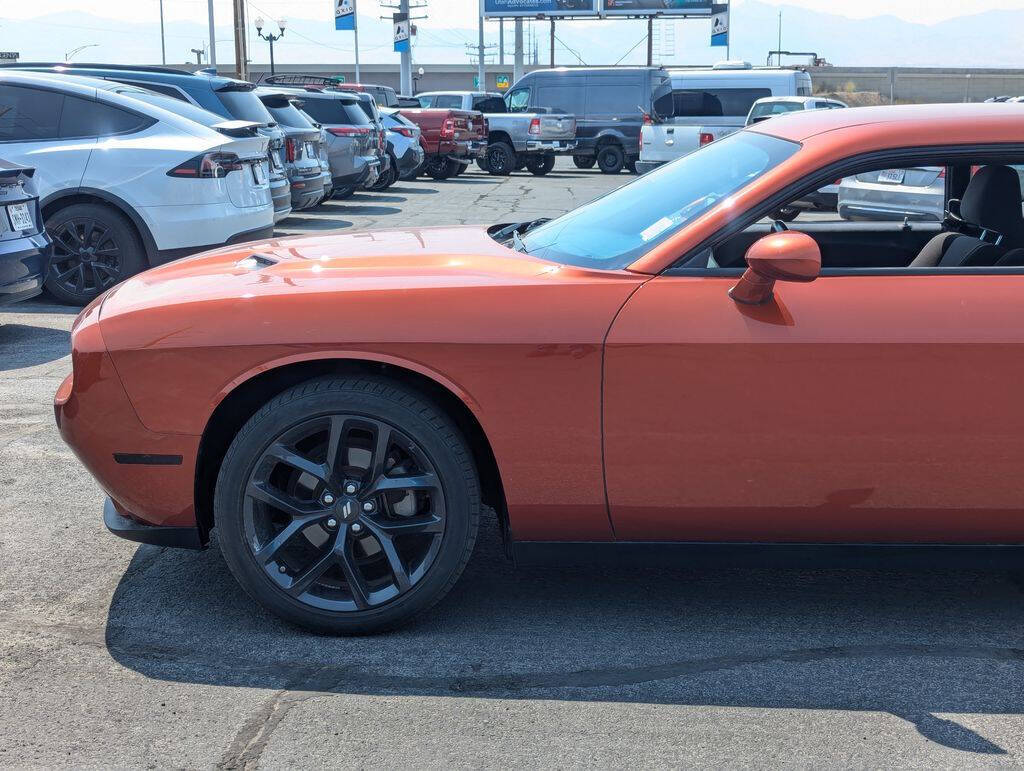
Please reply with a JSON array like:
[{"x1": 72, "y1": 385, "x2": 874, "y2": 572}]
[{"x1": 729, "y1": 231, "x2": 821, "y2": 305}]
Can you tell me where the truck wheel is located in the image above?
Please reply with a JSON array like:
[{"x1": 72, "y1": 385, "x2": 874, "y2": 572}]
[
  {"x1": 486, "y1": 142, "x2": 515, "y2": 176},
  {"x1": 476, "y1": 157, "x2": 490, "y2": 172},
  {"x1": 573, "y1": 156, "x2": 596, "y2": 169},
  {"x1": 626, "y1": 158, "x2": 638, "y2": 174},
  {"x1": 450, "y1": 160, "x2": 465, "y2": 176},
  {"x1": 525, "y1": 155, "x2": 556, "y2": 176},
  {"x1": 426, "y1": 157, "x2": 452, "y2": 180},
  {"x1": 597, "y1": 145, "x2": 625, "y2": 174}
]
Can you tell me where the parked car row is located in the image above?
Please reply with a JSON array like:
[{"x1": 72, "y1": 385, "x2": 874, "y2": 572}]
[{"x1": 0, "y1": 65, "x2": 444, "y2": 306}]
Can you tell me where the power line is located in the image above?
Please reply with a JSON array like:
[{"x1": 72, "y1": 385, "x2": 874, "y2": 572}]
[{"x1": 614, "y1": 34, "x2": 647, "y2": 65}]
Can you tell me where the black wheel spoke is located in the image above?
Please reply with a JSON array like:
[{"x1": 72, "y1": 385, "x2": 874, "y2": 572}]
[
  {"x1": 247, "y1": 480, "x2": 319, "y2": 518},
  {"x1": 367, "y1": 422, "x2": 392, "y2": 482},
  {"x1": 73, "y1": 265, "x2": 85, "y2": 293},
  {"x1": 265, "y1": 443, "x2": 329, "y2": 483},
  {"x1": 254, "y1": 516, "x2": 317, "y2": 564},
  {"x1": 287, "y1": 547, "x2": 338, "y2": 598},
  {"x1": 365, "y1": 473, "x2": 438, "y2": 497},
  {"x1": 365, "y1": 524, "x2": 411, "y2": 592},
  {"x1": 365, "y1": 513, "x2": 443, "y2": 536},
  {"x1": 334, "y1": 528, "x2": 370, "y2": 608}
]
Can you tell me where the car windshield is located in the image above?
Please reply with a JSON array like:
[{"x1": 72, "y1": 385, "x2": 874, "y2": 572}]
[
  {"x1": 748, "y1": 101, "x2": 805, "y2": 121},
  {"x1": 216, "y1": 89, "x2": 275, "y2": 125},
  {"x1": 520, "y1": 131, "x2": 800, "y2": 270}
]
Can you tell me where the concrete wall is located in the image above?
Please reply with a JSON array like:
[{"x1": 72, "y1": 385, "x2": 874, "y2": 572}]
[{"x1": 228, "y1": 63, "x2": 1024, "y2": 102}]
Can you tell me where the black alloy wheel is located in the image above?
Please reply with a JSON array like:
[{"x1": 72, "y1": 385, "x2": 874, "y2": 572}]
[
  {"x1": 573, "y1": 155, "x2": 596, "y2": 169},
  {"x1": 597, "y1": 144, "x2": 625, "y2": 174},
  {"x1": 486, "y1": 142, "x2": 515, "y2": 176},
  {"x1": 525, "y1": 155, "x2": 556, "y2": 176},
  {"x1": 426, "y1": 156, "x2": 453, "y2": 180},
  {"x1": 216, "y1": 377, "x2": 480, "y2": 633},
  {"x1": 44, "y1": 203, "x2": 144, "y2": 306}
]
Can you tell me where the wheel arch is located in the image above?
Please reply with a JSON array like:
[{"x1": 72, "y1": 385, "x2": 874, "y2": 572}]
[
  {"x1": 40, "y1": 188, "x2": 158, "y2": 266},
  {"x1": 593, "y1": 130, "x2": 627, "y2": 148},
  {"x1": 194, "y1": 355, "x2": 509, "y2": 549},
  {"x1": 487, "y1": 130, "x2": 514, "y2": 147}
]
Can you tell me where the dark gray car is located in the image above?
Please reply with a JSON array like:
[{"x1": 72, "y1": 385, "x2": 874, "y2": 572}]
[{"x1": 256, "y1": 90, "x2": 326, "y2": 211}]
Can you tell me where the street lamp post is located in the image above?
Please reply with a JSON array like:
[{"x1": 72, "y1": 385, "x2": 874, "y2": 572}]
[{"x1": 255, "y1": 17, "x2": 287, "y2": 75}]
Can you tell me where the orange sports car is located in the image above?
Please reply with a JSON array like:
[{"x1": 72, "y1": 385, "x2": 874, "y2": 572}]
[{"x1": 57, "y1": 104, "x2": 1024, "y2": 632}]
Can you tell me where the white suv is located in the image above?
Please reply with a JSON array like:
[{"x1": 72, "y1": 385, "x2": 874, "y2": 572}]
[{"x1": 0, "y1": 71, "x2": 274, "y2": 305}]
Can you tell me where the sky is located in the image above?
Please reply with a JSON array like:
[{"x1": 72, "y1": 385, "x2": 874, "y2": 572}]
[{"x1": 4, "y1": 0, "x2": 1024, "y2": 27}]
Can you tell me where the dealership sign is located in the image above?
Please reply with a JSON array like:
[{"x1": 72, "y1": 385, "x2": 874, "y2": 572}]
[
  {"x1": 0, "y1": 52, "x2": 19, "y2": 61},
  {"x1": 481, "y1": 0, "x2": 710, "y2": 17},
  {"x1": 393, "y1": 12, "x2": 411, "y2": 52},
  {"x1": 335, "y1": 0, "x2": 355, "y2": 30}
]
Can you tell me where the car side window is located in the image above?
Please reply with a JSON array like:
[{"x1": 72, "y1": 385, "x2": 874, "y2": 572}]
[
  {"x1": 673, "y1": 88, "x2": 772, "y2": 118},
  {"x1": 416, "y1": 96, "x2": 433, "y2": 108},
  {"x1": 58, "y1": 95, "x2": 153, "y2": 139},
  {"x1": 506, "y1": 87, "x2": 530, "y2": 113},
  {"x1": 534, "y1": 85, "x2": 584, "y2": 115},
  {"x1": 0, "y1": 85, "x2": 63, "y2": 141},
  {"x1": 473, "y1": 96, "x2": 506, "y2": 113},
  {"x1": 434, "y1": 95, "x2": 462, "y2": 109},
  {"x1": 587, "y1": 84, "x2": 643, "y2": 116}
]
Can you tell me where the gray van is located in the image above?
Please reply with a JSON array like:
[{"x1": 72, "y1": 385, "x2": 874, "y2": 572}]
[{"x1": 507, "y1": 66, "x2": 672, "y2": 173}]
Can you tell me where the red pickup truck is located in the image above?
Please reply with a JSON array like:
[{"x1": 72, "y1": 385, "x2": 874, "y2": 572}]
[{"x1": 397, "y1": 108, "x2": 488, "y2": 180}]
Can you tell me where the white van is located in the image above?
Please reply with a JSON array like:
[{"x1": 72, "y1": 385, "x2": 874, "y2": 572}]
[{"x1": 637, "y1": 63, "x2": 813, "y2": 173}]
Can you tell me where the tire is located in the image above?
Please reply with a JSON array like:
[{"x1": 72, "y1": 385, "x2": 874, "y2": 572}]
[
  {"x1": 449, "y1": 160, "x2": 465, "y2": 177},
  {"x1": 596, "y1": 144, "x2": 625, "y2": 174},
  {"x1": 525, "y1": 155, "x2": 556, "y2": 176},
  {"x1": 476, "y1": 157, "x2": 490, "y2": 173},
  {"x1": 426, "y1": 156, "x2": 452, "y2": 180},
  {"x1": 625, "y1": 158, "x2": 638, "y2": 174},
  {"x1": 333, "y1": 186, "x2": 356, "y2": 200},
  {"x1": 44, "y1": 202, "x2": 146, "y2": 306},
  {"x1": 573, "y1": 156, "x2": 596, "y2": 169},
  {"x1": 485, "y1": 141, "x2": 515, "y2": 176},
  {"x1": 215, "y1": 376, "x2": 481, "y2": 634}
]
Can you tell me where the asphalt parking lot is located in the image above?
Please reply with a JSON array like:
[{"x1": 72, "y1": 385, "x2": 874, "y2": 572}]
[{"x1": 3, "y1": 160, "x2": 1024, "y2": 768}]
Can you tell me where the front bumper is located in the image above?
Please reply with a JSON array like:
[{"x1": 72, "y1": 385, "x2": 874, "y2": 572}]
[
  {"x1": 104, "y1": 497, "x2": 203, "y2": 549},
  {"x1": 526, "y1": 139, "x2": 577, "y2": 153}
]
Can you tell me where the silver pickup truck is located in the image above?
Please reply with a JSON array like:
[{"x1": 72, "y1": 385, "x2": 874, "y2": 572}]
[{"x1": 415, "y1": 91, "x2": 576, "y2": 176}]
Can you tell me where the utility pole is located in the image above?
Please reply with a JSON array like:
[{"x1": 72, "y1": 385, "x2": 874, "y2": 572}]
[
  {"x1": 207, "y1": 0, "x2": 217, "y2": 69},
  {"x1": 400, "y1": 0, "x2": 412, "y2": 96},
  {"x1": 646, "y1": 16, "x2": 653, "y2": 66},
  {"x1": 478, "y1": 10, "x2": 486, "y2": 89},
  {"x1": 549, "y1": 19, "x2": 554, "y2": 67},
  {"x1": 776, "y1": 10, "x2": 782, "y2": 66},
  {"x1": 499, "y1": 20, "x2": 504, "y2": 66},
  {"x1": 159, "y1": 0, "x2": 166, "y2": 65},
  {"x1": 513, "y1": 17, "x2": 523, "y2": 84},
  {"x1": 232, "y1": 0, "x2": 247, "y2": 79},
  {"x1": 353, "y1": 0, "x2": 361, "y2": 81}
]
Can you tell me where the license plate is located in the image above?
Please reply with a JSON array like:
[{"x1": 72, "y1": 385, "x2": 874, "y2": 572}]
[
  {"x1": 878, "y1": 168, "x2": 906, "y2": 184},
  {"x1": 7, "y1": 202, "x2": 33, "y2": 231},
  {"x1": 251, "y1": 162, "x2": 266, "y2": 185}
]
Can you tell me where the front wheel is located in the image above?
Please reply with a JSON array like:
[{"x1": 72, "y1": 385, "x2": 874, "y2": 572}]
[
  {"x1": 215, "y1": 376, "x2": 481, "y2": 634},
  {"x1": 525, "y1": 155, "x2": 556, "y2": 176}
]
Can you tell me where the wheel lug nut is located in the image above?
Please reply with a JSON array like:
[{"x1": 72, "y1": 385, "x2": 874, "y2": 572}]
[
  {"x1": 344, "y1": 483, "x2": 358, "y2": 494},
  {"x1": 326, "y1": 517, "x2": 337, "y2": 528},
  {"x1": 322, "y1": 493, "x2": 335, "y2": 505},
  {"x1": 362, "y1": 501, "x2": 375, "y2": 512},
  {"x1": 351, "y1": 523, "x2": 363, "y2": 533}
]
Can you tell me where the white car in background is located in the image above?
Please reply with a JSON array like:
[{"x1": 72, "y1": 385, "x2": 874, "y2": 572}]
[{"x1": 0, "y1": 71, "x2": 274, "y2": 304}]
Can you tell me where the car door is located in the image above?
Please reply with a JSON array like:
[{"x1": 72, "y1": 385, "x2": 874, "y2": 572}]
[
  {"x1": 0, "y1": 84, "x2": 95, "y2": 200},
  {"x1": 603, "y1": 266, "x2": 1024, "y2": 544}
]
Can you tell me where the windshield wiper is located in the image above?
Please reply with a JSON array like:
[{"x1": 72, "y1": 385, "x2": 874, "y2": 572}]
[
  {"x1": 493, "y1": 217, "x2": 550, "y2": 245},
  {"x1": 512, "y1": 230, "x2": 527, "y2": 253}
]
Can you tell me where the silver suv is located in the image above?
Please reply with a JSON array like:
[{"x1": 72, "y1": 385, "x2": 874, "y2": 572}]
[{"x1": 273, "y1": 87, "x2": 382, "y2": 199}]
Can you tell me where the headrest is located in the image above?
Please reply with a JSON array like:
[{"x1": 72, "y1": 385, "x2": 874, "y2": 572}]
[{"x1": 962, "y1": 165, "x2": 1024, "y2": 238}]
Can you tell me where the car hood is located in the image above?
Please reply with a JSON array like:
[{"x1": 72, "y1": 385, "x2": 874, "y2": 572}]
[{"x1": 99, "y1": 225, "x2": 611, "y2": 331}]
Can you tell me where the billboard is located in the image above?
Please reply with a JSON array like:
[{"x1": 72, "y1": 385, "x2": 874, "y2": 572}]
[
  {"x1": 601, "y1": 0, "x2": 711, "y2": 15},
  {"x1": 481, "y1": 0, "x2": 598, "y2": 18}
]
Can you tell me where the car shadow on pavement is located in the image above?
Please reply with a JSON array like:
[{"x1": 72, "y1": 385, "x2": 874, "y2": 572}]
[
  {"x1": 386, "y1": 185, "x2": 440, "y2": 195},
  {"x1": 274, "y1": 216, "x2": 354, "y2": 233},
  {"x1": 104, "y1": 517, "x2": 1024, "y2": 755},
  {"x1": 337, "y1": 193, "x2": 408, "y2": 204},
  {"x1": 0, "y1": 323, "x2": 71, "y2": 370}
]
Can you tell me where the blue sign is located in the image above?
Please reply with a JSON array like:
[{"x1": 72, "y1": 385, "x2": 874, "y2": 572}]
[
  {"x1": 394, "y1": 12, "x2": 410, "y2": 52},
  {"x1": 335, "y1": 0, "x2": 355, "y2": 31},
  {"x1": 711, "y1": 4, "x2": 728, "y2": 46}
]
